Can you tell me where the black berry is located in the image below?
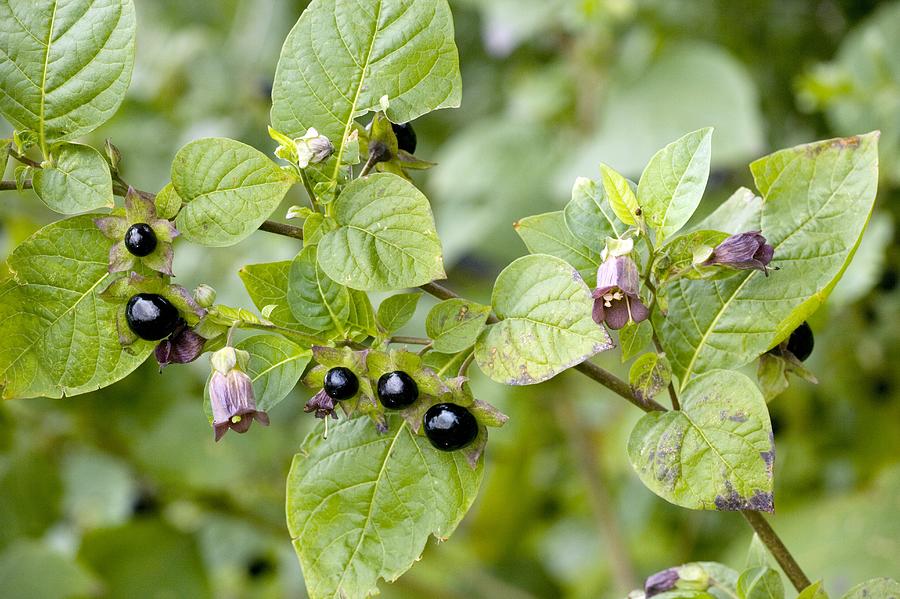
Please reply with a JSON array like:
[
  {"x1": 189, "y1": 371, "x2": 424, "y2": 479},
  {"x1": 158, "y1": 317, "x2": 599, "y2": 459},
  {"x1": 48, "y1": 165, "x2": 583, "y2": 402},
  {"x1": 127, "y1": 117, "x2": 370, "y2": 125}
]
[
  {"x1": 324, "y1": 367, "x2": 359, "y2": 400},
  {"x1": 391, "y1": 122, "x2": 417, "y2": 154},
  {"x1": 377, "y1": 371, "x2": 418, "y2": 409},
  {"x1": 125, "y1": 293, "x2": 180, "y2": 341},
  {"x1": 423, "y1": 403, "x2": 478, "y2": 451},
  {"x1": 786, "y1": 321, "x2": 814, "y2": 361},
  {"x1": 246, "y1": 556, "x2": 275, "y2": 579},
  {"x1": 124, "y1": 223, "x2": 158, "y2": 257}
]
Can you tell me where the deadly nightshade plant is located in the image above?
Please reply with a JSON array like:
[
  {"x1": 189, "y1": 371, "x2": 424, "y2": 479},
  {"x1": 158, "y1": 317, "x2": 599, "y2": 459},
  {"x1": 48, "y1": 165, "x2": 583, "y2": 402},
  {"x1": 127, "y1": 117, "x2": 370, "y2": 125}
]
[{"x1": 0, "y1": 1, "x2": 893, "y2": 598}]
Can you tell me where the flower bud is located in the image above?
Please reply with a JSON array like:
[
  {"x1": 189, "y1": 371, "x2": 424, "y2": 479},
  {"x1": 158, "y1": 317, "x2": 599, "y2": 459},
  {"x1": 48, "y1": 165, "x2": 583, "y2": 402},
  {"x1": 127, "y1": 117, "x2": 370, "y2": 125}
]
[
  {"x1": 296, "y1": 127, "x2": 334, "y2": 168},
  {"x1": 192, "y1": 284, "x2": 217, "y2": 308},
  {"x1": 705, "y1": 231, "x2": 774, "y2": 274},
  {"x1": 154, "y1": 324, "x2": 205, "y2": 368}
]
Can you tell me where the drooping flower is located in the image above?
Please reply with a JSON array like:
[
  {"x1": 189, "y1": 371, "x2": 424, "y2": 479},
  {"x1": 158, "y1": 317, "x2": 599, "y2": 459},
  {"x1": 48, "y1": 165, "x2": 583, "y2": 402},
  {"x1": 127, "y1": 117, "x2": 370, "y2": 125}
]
[
  {"x1": 592, "y1": 255, "x2": 650, "y2": 330},
  {"x1": 704, "y1": 231, "x2": 774, "y2": 275},
  {"x1": 295, "y1": 128, "x2": 334, "y2": 168},
  {"x1": 154, "y1": 322, "x2": 206, "y2": 369},
  {"x1": 209, "y1": 347, "x2": 269, "y2": 441},
  {"x1": 644, "y1": 567, "x2": 680, "y2": 597},
  {"x1": 94, "y1": 188, "x2": 179, "y2": 275},
  {"x1": 304, "y1": 388, "x2": 338, "y2": 420}
]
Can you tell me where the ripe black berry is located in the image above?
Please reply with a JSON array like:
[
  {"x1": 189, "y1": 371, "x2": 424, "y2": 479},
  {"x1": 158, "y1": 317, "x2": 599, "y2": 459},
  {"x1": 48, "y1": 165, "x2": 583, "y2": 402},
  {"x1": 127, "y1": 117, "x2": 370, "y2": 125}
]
[
  {"x1": 324, "y1": 367, "x2": 359, "y2": 400},
  {"x1": 377, "y1": 371, "x2": 418, "y2": 409},
  {"x1": 423, "y1": 403, "x2": 478, "y2": 451},
  {"x1": 124, "y1": 223, "x2": 158, "y2": 257},
  {"x1": 125, "y1": 293, "x2": 180, "y2": 340},
  {"x1": 786, "y1": 321, "x2": 814, "y2": 361},
  {"x1": 391, "y1": 122, "x2": 417, "y2": 154}
]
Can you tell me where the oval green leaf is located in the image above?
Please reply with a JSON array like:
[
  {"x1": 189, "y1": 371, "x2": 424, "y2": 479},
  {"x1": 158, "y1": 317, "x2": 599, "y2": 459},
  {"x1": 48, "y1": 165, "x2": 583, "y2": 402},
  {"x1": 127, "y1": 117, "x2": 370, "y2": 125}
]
[
  {"x1": 32, "y1": 142, "x2": 113, "y2": 214},
  {"x1": 287, "y1": 415, "x2": 482, "y2": 599},
  {"x1": 627, "y1": 369, "x2": 775, "y2": 512},
  {"x1": 173, "y1": 138, "x2": 295, "y2": 247},
  {"x1": 425, "y1": 298, "x2": 491, "y2": 354},
  {"x1": 235, "y1": 335, "x2": 310, "y2": 412},
  {"x1": 0, "y1": 0, "x2": 136, "y2": 148},
  {"x1": 288, "y1": 245, "x2": 351, "y2": 336},
  {"x1": 317, "y1": 173, "x2": 445, "y2": 291},
  {"x1": 0, "y1": 215, "x2": 153, "y2": 399},
  {"x1": 376, "y1": 292, "x2": 422, "y2": 334},
  {"x1": 474, "y1": 254, "x2": 613, "y2": 385}
]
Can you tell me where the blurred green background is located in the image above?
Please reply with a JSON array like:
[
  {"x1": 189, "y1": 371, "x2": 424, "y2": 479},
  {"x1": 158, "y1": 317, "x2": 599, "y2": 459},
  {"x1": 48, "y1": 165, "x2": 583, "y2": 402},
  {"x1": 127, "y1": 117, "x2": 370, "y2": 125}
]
[{"x1": 1, "y1": 1, "x2": 899, "y2": 597}]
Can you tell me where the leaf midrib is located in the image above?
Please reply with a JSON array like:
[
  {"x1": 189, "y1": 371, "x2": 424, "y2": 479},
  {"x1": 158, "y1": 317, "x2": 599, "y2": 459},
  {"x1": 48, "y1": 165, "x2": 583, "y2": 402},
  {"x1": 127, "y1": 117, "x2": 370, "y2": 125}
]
[
  {"x1": 330, "y1": 0, "x2": 384, "y2": 184},
  {"x1": 37, "y1": 0, "x2": 59, "y2": 155}
]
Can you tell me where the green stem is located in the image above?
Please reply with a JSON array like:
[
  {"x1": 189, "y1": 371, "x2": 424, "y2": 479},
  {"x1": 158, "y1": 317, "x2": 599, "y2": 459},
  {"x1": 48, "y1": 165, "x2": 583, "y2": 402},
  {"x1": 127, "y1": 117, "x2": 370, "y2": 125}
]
[
  {"x1": 457, "y1": 351, "x2": 475, "y2": 378},
  {"x1": 388, "y1": 335, "x2": 432, "y2": 346},
  {"x1": 0, "y1": 180, "x2": 31, "y2": 191},
  {"x1": 298, "y1": 170, "x2": 318, "y2": 210},
  {"x1": 741, "y1": 510, "x2": 812, "y2": 591}
]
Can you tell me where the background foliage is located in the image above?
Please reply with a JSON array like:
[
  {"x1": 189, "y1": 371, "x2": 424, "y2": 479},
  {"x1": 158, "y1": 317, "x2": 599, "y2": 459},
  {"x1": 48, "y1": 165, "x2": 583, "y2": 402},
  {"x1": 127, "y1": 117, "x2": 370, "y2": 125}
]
[{"x1": 1, "y1": 0, "x2": 898, "y2": 597}]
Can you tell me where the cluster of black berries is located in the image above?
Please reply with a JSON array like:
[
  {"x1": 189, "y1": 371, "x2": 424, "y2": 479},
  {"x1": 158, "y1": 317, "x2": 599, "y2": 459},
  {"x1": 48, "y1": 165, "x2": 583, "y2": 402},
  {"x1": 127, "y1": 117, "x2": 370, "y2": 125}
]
[{"x1": 322, "y1": 366, "x2": 478, "y2": 451}]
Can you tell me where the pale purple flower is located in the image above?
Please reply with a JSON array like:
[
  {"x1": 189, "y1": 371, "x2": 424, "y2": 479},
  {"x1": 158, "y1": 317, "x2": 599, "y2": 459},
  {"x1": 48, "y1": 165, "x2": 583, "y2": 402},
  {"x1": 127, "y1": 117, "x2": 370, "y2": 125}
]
[
  {"x1": 592, "y1": 256, "x2": 650, "y2": 330},
  {"x1": 209, "y1": 347, "x2": 268, "y2": 441},
  {"x1": 644, "y1": 567, "x2": 679, "y2": 597},
  {"x1": 705, "y1": 231, "x2": 774, "y2": 275}
]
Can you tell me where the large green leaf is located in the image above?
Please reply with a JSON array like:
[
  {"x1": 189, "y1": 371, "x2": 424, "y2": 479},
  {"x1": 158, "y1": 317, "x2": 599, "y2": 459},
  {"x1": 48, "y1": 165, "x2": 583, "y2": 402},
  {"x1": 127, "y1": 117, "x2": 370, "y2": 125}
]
[
  {"x1": 0, "y1": 215, "x2": 153, "y2": 399},
  {"x1": 32, "y1": 142, "x2": 113, "y2": 214},
  {"x1": 637, "y1": 128, "x2": 713, "y2": 242},
  {"x1": 514, "y1": 210, "x2": 601, "y2": 281},
  {"x1": 235, "y1": 335, "x2": 310, "y2": 412},
  {"x1": 288, "y1": 245, "x2": 351, "y2": 335},
  {"x1": 286, "y1": 415, "x2": 482, "y2": 599},
  {"x1": 657, "y1": 133, "x2": 879, "y2": 382},
  {"x1": 627, "y1": 370, "x2": 775, "y2": 512},
  {"x1": 172, "y1": 138, "x2": 295, "y2": 247},
  {"x1": 317, "y1": 173, "x2": 444, "y2": 291},
  {"x1": 271, "y1": 0, "x2": 461, "y2": 176},
  {"x1": 474, "y1": 254, "x2": 612, "y2": 385},
  {"x1": 0, "y1": 0, "x2": 136, "y2": 149}
]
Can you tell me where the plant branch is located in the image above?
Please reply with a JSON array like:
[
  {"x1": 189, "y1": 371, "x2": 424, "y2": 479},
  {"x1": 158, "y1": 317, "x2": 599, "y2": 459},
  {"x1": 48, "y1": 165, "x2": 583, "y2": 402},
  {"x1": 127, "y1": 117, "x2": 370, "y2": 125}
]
[
  {"x1": 7, "y1": 147, "x2": 42, "y2": 169},
  {"x1": 388, "y1": 335, "x2": 432, "y2": 346},
  {"x1": 0, "y1": 180, "x2": 31, "y2": 191},
  {"x1": 741, "y1": 510, "x2": 811, "y2": 590}
]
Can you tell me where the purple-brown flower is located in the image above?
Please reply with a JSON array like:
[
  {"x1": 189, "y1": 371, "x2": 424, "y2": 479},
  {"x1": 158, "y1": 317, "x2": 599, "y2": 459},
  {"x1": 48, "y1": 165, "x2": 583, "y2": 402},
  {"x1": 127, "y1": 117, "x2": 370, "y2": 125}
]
[
  {"x1": 209, "y1": 347, "x2": 269, "y2": 441},
  {"x1": 592, "y1": 256, "x2": 650, "y2": 330},
  {"x1": 644, "y1": 567, "x2": 679, "y2": 597},
  {"x1": 154, "y1": 322, "x2": 205, "y2": 369},
  {"x1": 704, "y1": 231, "x2": 774, "y2": 275},
  {"x1": 304, "y1": 389, "x2": 338, "y2": 420}
]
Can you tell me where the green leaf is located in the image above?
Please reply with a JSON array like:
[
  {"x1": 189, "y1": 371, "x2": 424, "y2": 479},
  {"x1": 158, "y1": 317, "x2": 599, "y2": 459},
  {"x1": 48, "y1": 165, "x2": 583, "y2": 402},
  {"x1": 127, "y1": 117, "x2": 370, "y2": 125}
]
[
  {"x1": 744, "y1": 534, "x2": 770, "y2": 569},
  {"x1": 841, "y1": 578, "x2": 900, "y2": 599},
  {"x1": 426, "y1": 298, "x2": 491, "y2": 354},
  {"x1": 474, "y1": 254, "x2": 613, "y2": 385},
  {"x1": 638, "y1": 128, "x2": 713, "y2": 241},
  {"x1": 0, "y1": 0, "x2": 136, "y2": 149},
  {"x1": 270, "y1": 0, "x2": 461, "y2": 177},
  {"x1": 235, "y1": 335, "x2": 310, "y2": 412},
  {"x1": 657, "y1": 133, "x2": 880, "y2": 382},
  {"x1": 629, "y1": 352, "x2": 672, "y2": 402},
  {"x1": 619, "y1": 320, "x2": 652, "y2": 363},
  {"x1": 239, "y1": 261, "x2": 316, "y2": 334},
  {"x1": 599, "y1": 163, "x2": 640, "y2": 226},
  {"x1": 736, "y1": 567, "x2": 784, "y2": 599},
  {"x1": 627, "y1": 369, "x2": 775, "y2": 511},
  {"x1": 32, "y1": 143, "x2": 113, "y2": 214},
  {"x1": 317, "y1": 173, "x2": 445, "y2": 291},
  {"x1": 347, "y1": 289, "x2": 378, "y2": 339},
  {"x1": 797, "y1": 581, "x2": 829, "y2": 599},
  {"x1": 288, "y1": 245, "x2": 351, "y2": 336},
  {"x1": 0, "y1": 215, "x2": 153, "y2": 399},
  {"x1": 172, "y1": 138, "x2": 295, "y2": 247},
  {"x1": 514, "y1": 210, "x2": 602, "y2": 280},
  {"x1": 376, "y1": 292, "x2": 422, "y2": 334},
  {"x1": 563, "y1": 176, "x2": 626, "y2": 250},
  {"x1": 154, "y1": 182, "x2": 183, "y2": 220},
  {"x1": 286, "y1": 414, "x2": 482, "y2": 599},
  {"x1": 658, "y1": 230, "x2": 730, "y2": 281}
]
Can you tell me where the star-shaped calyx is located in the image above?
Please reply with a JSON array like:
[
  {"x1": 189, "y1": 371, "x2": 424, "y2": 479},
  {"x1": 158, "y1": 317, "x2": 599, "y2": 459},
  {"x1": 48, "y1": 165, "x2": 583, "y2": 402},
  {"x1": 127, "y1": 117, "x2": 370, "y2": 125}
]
[{"x1": 94, "y1": 188, "x2": 179, "y2": 275}]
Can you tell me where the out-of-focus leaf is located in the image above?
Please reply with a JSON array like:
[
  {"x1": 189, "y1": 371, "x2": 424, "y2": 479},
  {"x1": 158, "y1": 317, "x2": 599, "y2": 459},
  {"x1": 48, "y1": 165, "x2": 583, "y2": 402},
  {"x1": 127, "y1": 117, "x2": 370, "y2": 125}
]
[{"x1": 0, "y1": 541, "x2": 97, "y2": 599}]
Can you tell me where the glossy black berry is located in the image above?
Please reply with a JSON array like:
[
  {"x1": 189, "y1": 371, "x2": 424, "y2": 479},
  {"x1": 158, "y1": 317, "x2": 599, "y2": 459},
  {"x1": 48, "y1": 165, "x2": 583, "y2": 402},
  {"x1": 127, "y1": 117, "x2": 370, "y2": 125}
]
[
  {"x1": 391, "y1": 122, "x2": 417, "y2": 154},
  {"x1": 377, "y1": 371, "x2": 418, "y2": 409},
  {"x1": 324, "y1": 367, "x2": 359, "y2": 400},
  {"x1": 423, "y1": 403, "x2": 478, "y2": 451},
  {"x1": 785, "y1": 321, "x2": 814, "y2": 362},
  {"x1": 124, "y1": 223, "x2": 158, "y2": 257},
  {"x1": 125, "y1": 293, "x2": 180, "y2": 341}
]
